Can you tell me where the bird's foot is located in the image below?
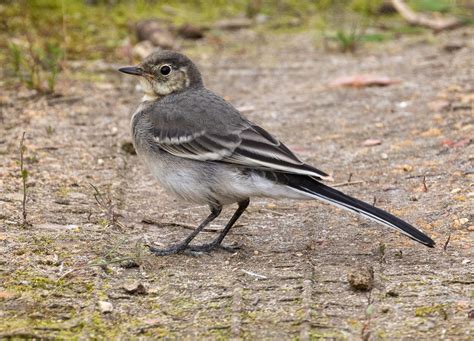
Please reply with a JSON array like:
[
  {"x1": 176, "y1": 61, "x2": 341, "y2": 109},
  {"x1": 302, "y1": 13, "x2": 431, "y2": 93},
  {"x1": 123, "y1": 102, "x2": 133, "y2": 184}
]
[
  {"x1": 187, "y1": 241, "x2": 241, "y2": 253},
  {"x1": 147, "y1": 241, "x2": 241, "y2": 256}
]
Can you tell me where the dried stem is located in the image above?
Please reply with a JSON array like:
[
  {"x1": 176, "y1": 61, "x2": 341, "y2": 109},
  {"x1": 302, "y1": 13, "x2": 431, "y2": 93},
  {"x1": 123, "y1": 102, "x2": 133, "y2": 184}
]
[{"x1": 19, "y1": 132, "x2": 30, "y2": 227}]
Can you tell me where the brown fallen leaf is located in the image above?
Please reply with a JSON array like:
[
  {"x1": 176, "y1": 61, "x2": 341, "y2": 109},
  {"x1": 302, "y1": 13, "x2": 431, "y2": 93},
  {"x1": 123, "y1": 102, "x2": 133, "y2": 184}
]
[
  {"x1": 441, "y1": 138, "x2": 472, "y2": 148},
  {"x1": 420, "y1": 127, "x2": 442, "y2": 137},
  {"x1": 362, "y1": 138, "x2": 382, "y2": 147},
  {"x1": 329, "y1": 74, "x2": 400, "y2": 88}
]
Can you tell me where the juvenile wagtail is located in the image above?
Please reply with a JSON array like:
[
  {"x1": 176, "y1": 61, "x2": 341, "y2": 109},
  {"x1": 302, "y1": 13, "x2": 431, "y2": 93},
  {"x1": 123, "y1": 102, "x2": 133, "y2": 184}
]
[{"x1": 119, "y1": 51, "x2": 435, "y2": 255}]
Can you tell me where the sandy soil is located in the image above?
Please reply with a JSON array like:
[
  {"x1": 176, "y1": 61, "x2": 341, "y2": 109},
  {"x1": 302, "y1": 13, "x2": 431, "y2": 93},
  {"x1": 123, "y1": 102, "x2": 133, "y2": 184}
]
[{"x1": 1, "y1": 27, "x2": 473, "y2": 339}]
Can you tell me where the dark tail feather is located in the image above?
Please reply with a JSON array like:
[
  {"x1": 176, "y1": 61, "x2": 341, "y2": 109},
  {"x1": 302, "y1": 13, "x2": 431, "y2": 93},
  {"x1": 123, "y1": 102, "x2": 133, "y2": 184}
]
[{"x1": 286, "y1": 175, "x2": 435, "y2": 247}]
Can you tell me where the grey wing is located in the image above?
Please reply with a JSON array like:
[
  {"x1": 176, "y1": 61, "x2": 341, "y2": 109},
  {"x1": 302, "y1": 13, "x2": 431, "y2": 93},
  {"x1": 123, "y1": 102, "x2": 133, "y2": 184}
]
[
  {"x1": 152, "y1": 121, "x2": 333, "y2": 181},
  {"x1": 145, "y1": 88, "x2": 332, "y2": 181}
]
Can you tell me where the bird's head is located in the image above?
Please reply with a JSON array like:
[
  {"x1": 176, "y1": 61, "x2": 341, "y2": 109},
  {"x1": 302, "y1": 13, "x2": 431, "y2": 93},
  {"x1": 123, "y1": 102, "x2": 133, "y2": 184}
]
[{"x1": 119, "y1": 51, "x2": 202, "y2": 100}]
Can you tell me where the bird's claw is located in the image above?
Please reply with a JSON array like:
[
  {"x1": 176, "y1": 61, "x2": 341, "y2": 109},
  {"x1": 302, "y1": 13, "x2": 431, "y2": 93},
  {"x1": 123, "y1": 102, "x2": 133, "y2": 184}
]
[
  {"x1": 146, "y1": 242, "x2": 241, "y2": 256},
  {"x1": 187, "y1": 242, "x2": 241, "y2": 253}
]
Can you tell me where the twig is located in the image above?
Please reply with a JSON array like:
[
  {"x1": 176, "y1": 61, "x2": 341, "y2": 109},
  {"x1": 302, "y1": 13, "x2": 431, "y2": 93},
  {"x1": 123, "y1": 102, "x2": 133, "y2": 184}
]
[
  {"x1": 90, "y1": 183, "x2": 126, "y2": 229},
  {"x1": 405, "y1": 173, "x2": 445, "y2": 179},
  {"x1": 443, "y1": 234, "x2": 451, "y2": 251},
  {"x1": 19, "y1": 132, "x2": 30, "y2": 227},
  {"x1": 332, "y1": 180, "x2": 364, "y2": 188},
  {"x1": 391, "y1": 0, "x2": 463, "y2": 32},
  {"x1": 241, "y1": 269, "x2": 268, "y2": 280},
  {"x1": 422, "y1": 176, "x2": 428, "y2": 192},
  {"x1": 142, "y1": 218, "x2": 199, "y2": 230}
]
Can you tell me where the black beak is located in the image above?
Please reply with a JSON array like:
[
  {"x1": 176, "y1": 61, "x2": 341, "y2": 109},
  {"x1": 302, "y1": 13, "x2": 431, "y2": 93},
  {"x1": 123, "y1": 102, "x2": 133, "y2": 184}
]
[{"x1": 118, "y1": 66, "x2": 144, "y2": 76}]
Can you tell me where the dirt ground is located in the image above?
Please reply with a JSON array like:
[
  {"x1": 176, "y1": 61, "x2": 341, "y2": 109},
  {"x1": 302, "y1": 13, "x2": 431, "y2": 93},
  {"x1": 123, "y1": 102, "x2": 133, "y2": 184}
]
[{"x1": 1, "y1": 27, "x2": 473, "y2": 340}]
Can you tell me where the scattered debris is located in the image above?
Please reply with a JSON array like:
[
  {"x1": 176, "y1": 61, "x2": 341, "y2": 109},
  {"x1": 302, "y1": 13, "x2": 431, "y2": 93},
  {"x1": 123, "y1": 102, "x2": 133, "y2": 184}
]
[
  {"x1": 123, "y1": 281, "x2": 148, "y2": 295},
  {"x1": 90, "y1": 184, "x2": 126, "y2": 229},
  {"x1": 443, "y1": 43, "x2": 465, "y2": 53},
  {"x1": 236, "y1": 105, "x2": 255, "y2": 113},
  {"x1": 441, "y1": 138, "x2": 471, "y2": 148},
  {"x1": 421, "y1": 176, "x2": 428, "y2": 192},
  {"x1": 19, "y1": 132, "x2": 30, "y2": 228},
  {"x1": 420, "y1": 127, "x2": 442, "y2": 137},
  {"x1": 120, "y1": 259, "x2": 140, "y2": 269},
  {"x1": 215, "y1": 17, "x2": 253, "y2": 31},
  {"x1": 177, "y1": 24, "x2": 206, "y2": 39},
  {"x1": 443, "y1": 234, "x2": 451, "y2": 251},
  {"x1": 391, "y1": 0, "x2": 463, "y2": 32},
  {"x1": 121, "y1": 141, "x2": 136, "y2": 155},
  {"x1": 329, "y1": 74, "x2": 400, "y2": 88},
  {"x1": 98, "y1": 300, "x2": 114, "y2": 313},
  {"x1": 332, "y1": 180, "x2": 364, "y2": 188},
  {"x1": 347, "y1": 266, "x2": 374, "y2": 291},
  {"x1": 362, "y1": 138, "x2": 382, "y2": 147},
  {"x1": 386, "y1": 287, "x2": 399, "y2": 297},
  {"x1": 241, "y1": 269, "x2": 267, "y2": 280},
  {"x1": 135, "y1": 19, "x2": 176, "y2": 49}
]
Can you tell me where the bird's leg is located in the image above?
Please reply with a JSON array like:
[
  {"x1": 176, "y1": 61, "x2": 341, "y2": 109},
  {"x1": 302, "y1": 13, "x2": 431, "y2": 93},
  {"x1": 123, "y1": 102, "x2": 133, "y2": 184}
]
[
  {"x1": 148, "y1": 205, "x2": 222, "y2": 256},
  {"x1": 188, "y1": 199, "x2": 250, "y2": 252}
]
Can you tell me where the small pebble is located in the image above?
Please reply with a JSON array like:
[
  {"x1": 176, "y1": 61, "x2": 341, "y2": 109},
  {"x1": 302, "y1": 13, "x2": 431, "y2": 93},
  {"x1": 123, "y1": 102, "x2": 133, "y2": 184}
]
[
  {"x1": 123, "y1": 282, "x2": 148, "y2": 295},
  {"x1": 347, "y1": 265, "x2": 374, "y2": 291},
  {"x1": 98, "y1": 300, "x2": 113, "y2": 313}
]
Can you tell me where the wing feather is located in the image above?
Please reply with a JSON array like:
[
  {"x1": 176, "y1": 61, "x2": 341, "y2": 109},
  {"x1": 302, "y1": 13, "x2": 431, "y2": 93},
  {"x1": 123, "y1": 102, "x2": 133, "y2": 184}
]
[{"x1": 150, "y1": 122, "x2": 332, "y2": 181}]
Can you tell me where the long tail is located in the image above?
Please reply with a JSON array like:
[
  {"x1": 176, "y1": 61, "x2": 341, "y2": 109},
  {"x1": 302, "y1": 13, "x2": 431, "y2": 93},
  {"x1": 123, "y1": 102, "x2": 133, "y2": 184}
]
[{"x1": 266, "y1": 172, "x2": 435, "y2": 247}]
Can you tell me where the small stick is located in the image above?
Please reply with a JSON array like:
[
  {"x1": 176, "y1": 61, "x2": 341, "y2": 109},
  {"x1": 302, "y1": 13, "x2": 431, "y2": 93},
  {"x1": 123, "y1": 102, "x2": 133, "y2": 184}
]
[
  {"x1": 443, "y1": 234, "x2": 451, "y2": 251},
  {"x1": 391, "y1": 0, "x2": 463, "y2": 32},
  {"x1": 422, "y1": 176, "x2": 428, "y2": 192},
  {"x1": 241, "y1": 269, "x2": 267, "y2": 280},
  {"x1": 332, "y1": 180, "x2": 364, "y2": 188},
  {"x1": 372, "y1": 196, "x2": 377, "y2": 206},
  {"x1": 347, "y1": 173, "x2": 353, "y2": 182},
  {"x1": 19, "y1": 132, "x2": 29, "y2": 227}
]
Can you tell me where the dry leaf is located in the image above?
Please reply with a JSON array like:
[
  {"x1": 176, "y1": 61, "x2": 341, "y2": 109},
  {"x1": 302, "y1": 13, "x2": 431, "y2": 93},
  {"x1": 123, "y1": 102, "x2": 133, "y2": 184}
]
[
  {"x1": 420, "y1": 128, "x2": 442, "y2": 137},
  {"x1": 441, "y1": 138, "x2": 472, "y2": 148},
  {"x1": 329, "y1": 74, "x2": 400, "y2": 88},
  {"x1": 362, "y1": 138, "x2": 382, "y2": 147}
]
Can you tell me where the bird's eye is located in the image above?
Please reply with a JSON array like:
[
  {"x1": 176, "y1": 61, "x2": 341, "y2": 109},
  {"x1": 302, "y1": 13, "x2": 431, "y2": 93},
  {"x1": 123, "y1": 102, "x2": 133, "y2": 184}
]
[{"x1": 160, "y1": 65, "x2": 171, "y2": 76}]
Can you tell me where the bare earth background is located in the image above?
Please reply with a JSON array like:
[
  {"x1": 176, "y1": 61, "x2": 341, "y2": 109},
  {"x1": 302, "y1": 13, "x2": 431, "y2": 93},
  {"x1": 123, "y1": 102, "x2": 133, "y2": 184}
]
[{"x1": 0, "y1": 28, "x2": 473, "y2": 339}]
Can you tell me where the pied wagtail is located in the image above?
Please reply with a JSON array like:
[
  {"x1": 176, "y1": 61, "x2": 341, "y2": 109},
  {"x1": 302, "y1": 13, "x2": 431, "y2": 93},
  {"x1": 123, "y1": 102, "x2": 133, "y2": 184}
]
[{"x1": 119, "y1": 51, "x2": 435, "y2": 255}]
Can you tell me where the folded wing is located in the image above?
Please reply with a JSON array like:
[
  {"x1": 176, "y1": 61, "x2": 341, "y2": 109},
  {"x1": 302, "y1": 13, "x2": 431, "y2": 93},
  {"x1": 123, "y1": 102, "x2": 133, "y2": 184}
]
[{"x1": 152, "y1": 123, "x2": 332, "y2": 181}]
